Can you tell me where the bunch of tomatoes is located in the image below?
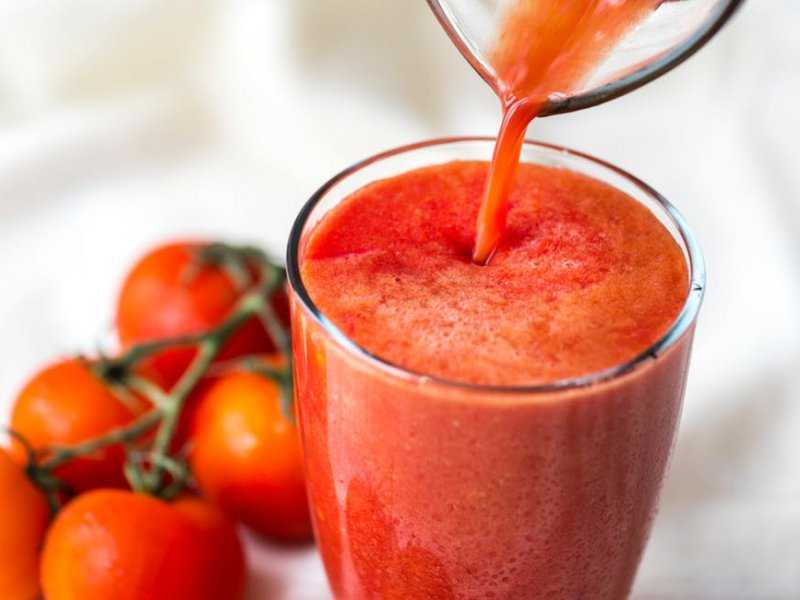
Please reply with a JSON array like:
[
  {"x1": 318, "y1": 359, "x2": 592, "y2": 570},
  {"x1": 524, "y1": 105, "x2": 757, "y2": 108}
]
[{"x1": 0, "y1": 241, "x2": 311, "y2": 600}]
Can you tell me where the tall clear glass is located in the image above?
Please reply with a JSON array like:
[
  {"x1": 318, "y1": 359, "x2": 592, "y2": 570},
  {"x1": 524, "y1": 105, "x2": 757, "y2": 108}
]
[{"x1": 287, "y1": 138, "x2": 705, "y2": 599}]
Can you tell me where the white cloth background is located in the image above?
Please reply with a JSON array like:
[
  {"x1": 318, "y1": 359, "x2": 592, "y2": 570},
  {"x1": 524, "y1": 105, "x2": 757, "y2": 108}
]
[{"x1": 0, "y1": 1, "x2": 797, "y2": 598}]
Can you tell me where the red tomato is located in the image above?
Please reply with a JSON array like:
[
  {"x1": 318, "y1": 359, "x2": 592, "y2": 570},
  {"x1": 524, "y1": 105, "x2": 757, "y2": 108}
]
[
  {"x1": 191, "y1": 362, "x2": 312, "y2": 542},
  {"x1": 116, "y1": 242, "x2": 288, "y2": 388},
  {"x1": 0, "y1": 448, "x2": 50, "y2": 600},
  {"x1": 10, "y1": 358, "x2": 149, "y2": 492},
  {"x1": 40, "y1": 490, "x2": 245, "y2": 600}
]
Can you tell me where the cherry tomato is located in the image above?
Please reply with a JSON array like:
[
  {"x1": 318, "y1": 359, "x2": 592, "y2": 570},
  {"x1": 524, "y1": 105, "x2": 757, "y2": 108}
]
[
  {"x1": 41, "y1": 490, "x2": 245, "y2": 600},
  {"x1": 0, "y1": 448, "x2": 49, "y2": 600},
  {"x1": 116, "y1": 242, "x2": 288, "y2": 387},
  {"x1": 10, "y1": 358, "x2": 150, "y2": 493},
  {"x1": 191, "y1": 361, "x2": 312, "y2": 542}
]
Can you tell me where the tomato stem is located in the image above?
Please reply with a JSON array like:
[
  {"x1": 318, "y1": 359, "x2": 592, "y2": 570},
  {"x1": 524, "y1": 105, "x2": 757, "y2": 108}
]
[
  {"x1": 19, "y1": 245, "x2": 293, "y2": 505},
  {"x1": 4, "y1": 427, "x2": 67, "y2": 515},
  {"x1": 39, "y1": 410, "x2": 163, "y2": 472},
  {"x1": 124, "y1": 375, "x2": 174, "y2": 410},
  {"x1": 103, "y1": 334, "x2": 208, "y2": 373},
  {"x1": 140, "y1": 267, "x2": 285, "y2": 494},
  {"x1": 232, "y1": 356, "x2": 295, "y2": 423}
]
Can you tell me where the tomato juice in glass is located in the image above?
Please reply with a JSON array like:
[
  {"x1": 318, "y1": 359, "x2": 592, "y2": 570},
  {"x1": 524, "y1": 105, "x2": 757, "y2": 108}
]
[{"x1": 287, "y1": 138, "x2": 704, "y2": 599}]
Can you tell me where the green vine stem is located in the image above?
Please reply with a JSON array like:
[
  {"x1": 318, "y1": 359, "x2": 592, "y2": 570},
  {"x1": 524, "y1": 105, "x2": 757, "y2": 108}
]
[
  {"x1": 143, "y1": 290, "x2": 271, "y2": 491},
  {"x1": 39, "y1": 410, "x2": 162, "y2": 472},
  {"x1": 4, "y1": 427, "x2": 66, "y2": 514},
  {"x1": 16, "y1": 244, "x2": 291, "y2": 506}
]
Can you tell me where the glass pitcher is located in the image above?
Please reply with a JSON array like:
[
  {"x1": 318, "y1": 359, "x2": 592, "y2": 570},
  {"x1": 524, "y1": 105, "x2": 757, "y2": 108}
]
[{"x1": 426, "y1": 0, "x2": 745, "y2": 115}]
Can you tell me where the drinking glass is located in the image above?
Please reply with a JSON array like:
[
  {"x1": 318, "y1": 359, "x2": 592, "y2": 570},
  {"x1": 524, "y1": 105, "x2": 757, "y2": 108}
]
[{"x1": 287, "y1": 138, "x2": 705, "y2": 599}]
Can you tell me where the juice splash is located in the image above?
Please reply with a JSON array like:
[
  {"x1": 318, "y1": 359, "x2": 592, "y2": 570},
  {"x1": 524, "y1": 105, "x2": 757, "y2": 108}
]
[{"x1": 473, "y1": 0, "x2": 660, "y2": 264}]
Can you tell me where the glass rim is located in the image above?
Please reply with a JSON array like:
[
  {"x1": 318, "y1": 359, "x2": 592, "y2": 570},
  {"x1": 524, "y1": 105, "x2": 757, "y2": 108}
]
[
  {"x1": 425, "y1": 0, "x2": 746, "y2": 117},
  {"x1": 286, "y1": 136, "x2": 706, "y2": 395}
]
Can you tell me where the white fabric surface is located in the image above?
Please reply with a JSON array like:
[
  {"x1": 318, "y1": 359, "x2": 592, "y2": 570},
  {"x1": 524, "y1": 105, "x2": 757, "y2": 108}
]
[{"x1": 0, "y1": 2, "x2": 797, "y2": 598}]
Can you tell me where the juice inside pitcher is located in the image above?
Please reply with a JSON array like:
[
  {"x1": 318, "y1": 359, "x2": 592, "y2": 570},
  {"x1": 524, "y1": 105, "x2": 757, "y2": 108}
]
[{"x1": 474, "y1": 0, "x2": 660, "y2": 264}]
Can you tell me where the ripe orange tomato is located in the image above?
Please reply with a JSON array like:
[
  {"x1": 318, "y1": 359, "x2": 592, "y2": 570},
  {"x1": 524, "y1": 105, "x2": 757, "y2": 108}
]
[
  {"x1": 41, "y1": 490, "x2": 245, "y2": 600},
  {"x1": 0, "y1": 448, "x2": 49, "y2": 600},
  {"x1": 191, "y1": 362, "x2": 312, "y2": 542},
  {"x1": 10, "y1": 358, "x2": 149, "y2": 492},
  {"x1": 116, "y1": 242, "x2": 288, "y2": 387}
]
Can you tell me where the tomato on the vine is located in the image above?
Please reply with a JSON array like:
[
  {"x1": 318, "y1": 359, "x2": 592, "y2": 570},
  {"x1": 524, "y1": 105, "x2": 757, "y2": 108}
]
[
  {"x1": 41, "y1": 490, "x2": 245, "y2": 600},
  {"x1": 0, "y1": 448, "x2": 49, "y2": 600},
  {"x1": 116, "y1": 242, "x2": 289, "y2": 387},
  {"x1": 191, "y1": 360, "x2": 312, "y2": 542},
  {"x1": 10, "y1": 358, "x2": 150, "y2": 493}
]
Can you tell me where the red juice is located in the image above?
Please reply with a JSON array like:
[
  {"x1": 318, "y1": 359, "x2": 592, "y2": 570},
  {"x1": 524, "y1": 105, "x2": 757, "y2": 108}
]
[
  {"x1": 475, "y1": 0, "x2": 660, "y2": 263},
  {"x1": 290, "y1": 147, "x2": 700, "y2": 598}
]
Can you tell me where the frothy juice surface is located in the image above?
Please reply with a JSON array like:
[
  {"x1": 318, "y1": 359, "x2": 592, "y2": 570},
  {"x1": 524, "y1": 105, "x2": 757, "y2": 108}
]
[
  {"x1": 293, "y1": 160, "x2": 694, "y2": 599},
  {"x1": 302, "y1": 161, "x2": 687, "y2": 385}
]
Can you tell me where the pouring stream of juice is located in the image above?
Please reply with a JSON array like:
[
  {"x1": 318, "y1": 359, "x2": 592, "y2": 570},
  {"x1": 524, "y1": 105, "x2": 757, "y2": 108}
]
[{"x1": 473, "y1": 0, "x2": 660, "y2": 264}]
